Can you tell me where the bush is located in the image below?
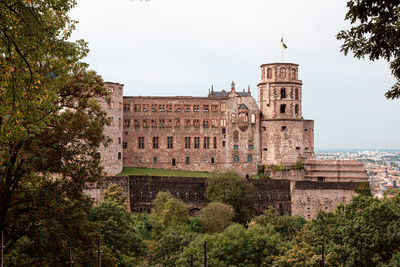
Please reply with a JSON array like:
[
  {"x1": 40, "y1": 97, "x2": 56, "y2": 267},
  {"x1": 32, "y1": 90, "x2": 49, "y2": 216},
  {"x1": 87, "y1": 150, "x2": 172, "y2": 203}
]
[{"x1": 199, "y1": 202, "x2": 234, "y2": 233}]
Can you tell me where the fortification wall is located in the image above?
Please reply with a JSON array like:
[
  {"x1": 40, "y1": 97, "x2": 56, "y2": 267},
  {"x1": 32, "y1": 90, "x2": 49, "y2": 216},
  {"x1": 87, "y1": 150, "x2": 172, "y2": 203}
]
[{"x1": 291, "y1": 181, "x2": 360, "y2": 219}]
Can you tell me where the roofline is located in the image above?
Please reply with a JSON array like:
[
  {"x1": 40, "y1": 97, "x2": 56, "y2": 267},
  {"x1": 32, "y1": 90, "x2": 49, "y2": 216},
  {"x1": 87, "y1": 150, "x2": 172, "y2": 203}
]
[
  {"x1": 260, "y1": 63, "x2": 299, "y2": 67},
  {"x1": 123, "y1": 96, "x2": 228, "y2": 100},
  {"x1": 105, "y1": 81, "x2": 124, "y2": 86}
]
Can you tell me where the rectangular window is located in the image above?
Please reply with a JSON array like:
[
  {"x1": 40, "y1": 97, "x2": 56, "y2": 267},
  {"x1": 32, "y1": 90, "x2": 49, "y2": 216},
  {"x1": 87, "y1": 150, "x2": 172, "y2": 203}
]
[
  {"x1": 214, "y1": 137, "x2": 217, "y2": 149},
  {"x1": 193, "y1": 119, "x2": 200, "y2": 128},
  {"x1": 138, "y1": 137, "x2": 144, "y2": 149},
  {"x1": 118, "y1": 137, "x2": 121, "y2": 144},
  {"x1": 193, "y1": 105, "x2": 199, "y2": 112},
  {"x1": 194, "y1": 137, "x2": 200, "y2": 149},
  {"x1": 175, "y1": 119, "x2": 180, "y2": 128},
  {"x1": 118, "y1": 118, "x2": 121, "y2": 128},
  {"x1": 167, "y1": 137, "x2": 173, "y2": 149},
  {"x1": 185, "y1": 157, "x2": 190, "y2": 164},
  {"x1": 159, "y1": 119, "x2": 165, "y2": 128},
  {"x1": 125, "y1": 119, "x2": 131, "y2": 128},
  {"x1": 159, "y1": 104, "x2": 165, "y2": 112},
  {"x1": 234, "y1": 145, "x2": 238, "y2": 150},
  {"x1": 203, "y1": 137, "x2": 209, "y2": 149},
  {"x1": 143, "y1": 119, "x2": 149, "y2": 128},
  {"x1": 153, "y1": 157, "x2": 157, "y2": 164},
  {"x1": 211, "y1": 119, "x2": 218, "y2": 128},
  {"x1": 151, "y1": 104, "x2": 157, "y2": 112},
  {"x1": 166, "y1": 104, "x2": 172, "y2": 112},
  {"x1": 221, "y1": 103, "x2": 226, "y2": 112},
  {"x1": 184, "y1": 119, "x2": 191, "y2": 128},
  {"x1": 211, "y1": 105, "x2": 218, "y2": 112},
  {"x1": 234, "y1": 155, "x2": 239, "y2": 163},
  {"x1": 151, "y1": 120, "x2": 157, "y2": 128},
  {"x1": 221, "y1": 119, "x2": 226, "y2": 127},
  {"x1": 248, "y1": 144, "x2": 254, "y2": 150},
  {"x1": 203, "y1": 120, "x2": 209, "y2": 128},
  {"x1": 153, "y1": 137, "x2": 159, "y2": 149},
  {"x1": 134, "y1": 104, "x2": 140, "y2": 112},
  {"x1": 118, "y1": 152, "x2": 121, "y2": 160},
  {"x1": 185, "y1": 137, "x2": 191, "y2": 149},
  {"x1": 109, "y1": 102, "x2": 114, "y2": 109},
  {"x1": 222, "y1": 128, "x2": 226, "y2": 134},
  {"x1": 142, "y1": 104, "x2": 148, "y2": 112},
  {"x1": 123, "y1": 142, "x2": 127, "y2": 149},
  {"x1": 203, "y1": 105, "x2": 209, "y2": 112},
  {"x1": 247, "y1": 155, "x2": 252, "y2": 163},
  {"x1": 174, "y1": 104, "x2": 181, "y2": 112},
  {"x1": 166, "y1": 119, "x2": 172, "y2": 128},
  {"x1": 222, "y1": 140, "x2": 226, "y2": 147},
  {"x1": 124, "y1": 104, "x2": 130, "y2": 111},
  {"x1": 185, "y1": 105, "x2": 191, "y2": 112}
]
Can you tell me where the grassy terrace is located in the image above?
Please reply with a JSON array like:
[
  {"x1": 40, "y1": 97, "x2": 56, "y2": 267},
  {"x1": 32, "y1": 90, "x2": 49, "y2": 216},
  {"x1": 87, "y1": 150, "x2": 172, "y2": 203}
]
[{"x1": 117, "y1": 167, "x2": 215, "y2": 178}]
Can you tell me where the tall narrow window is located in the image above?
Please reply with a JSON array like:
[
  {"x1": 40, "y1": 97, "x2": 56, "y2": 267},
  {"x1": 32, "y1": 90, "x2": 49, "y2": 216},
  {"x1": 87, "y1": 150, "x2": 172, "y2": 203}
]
[
  {"x1": 185, "y1": 157, "x2": 190, "y2": 164},
  {"x1": 167, "y1": 137, "x2": 173, "y2": 149},
  {"x1": 153, "y1": 157, "x2": 157, "y2": 164},
  {"x1": 295, "y1": 104, "x2": 299, "y2": 114},
  {"x1": 280, "y1": 88, "x2": 286, "y2": 99},
  {"x1": 280, "y1": 104, "x2": 286, "y2": 114},
  {"x1": 194, "y1": 137, "x2": 200, "y2": 149},
  {"x1": 118, "y1": 152, "x2": 121, "y2": 160},
  {"x1": 295, "y1": 88, "x2": 299, "y2": 100},
  {"x1": 291, "y1": 68, "x2": 297, "y2": 80},
  {"x1": 279, "y1": 67, "x2": 286, "y2": 79},
  {"x1": 248, "y1": 155, "x2": 253, "y2": 163},
  {"x1": 234, "y1": 155, "x2": 239, "y2": 163},
  {"x1": 185, "y1": 137, "x2": 191, "y2": 149},
  {"x1": 153, "y1": 137, "x2": 159, "y2": 149},
  {"x1": 138, "y1": 137, "x2": 145, "y2": 149},
  {"x1": 214, "y1": 137, "x2": 217, "y2": 149},
  {"x1": 172, "y1": 158, "x2": 176, "y2": 166},
  {"x1": 267, "y1": 68, "x2": 272, "y2": 79},
  {"x1": 123, "y1": 142, "x2": 127, "y2": 149},
  {"x1": 204, "y1": 137, "x2": 209, "y2": 149},
  {"x1": 211, "y1": 157, "x2": 215, "y2": 164}
]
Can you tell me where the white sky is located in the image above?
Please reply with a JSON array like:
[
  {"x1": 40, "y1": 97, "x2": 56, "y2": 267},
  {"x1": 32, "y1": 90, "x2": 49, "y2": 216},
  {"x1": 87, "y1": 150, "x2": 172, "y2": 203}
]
[{"x1": 70, "y1": 0, "x2": 400, "y2": 150}]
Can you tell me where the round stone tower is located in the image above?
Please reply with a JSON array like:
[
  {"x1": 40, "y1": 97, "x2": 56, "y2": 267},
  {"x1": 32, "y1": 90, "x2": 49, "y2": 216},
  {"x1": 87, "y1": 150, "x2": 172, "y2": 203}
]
[{"x1": 258, "y1": 63, "x2": 314, "y2": 166}]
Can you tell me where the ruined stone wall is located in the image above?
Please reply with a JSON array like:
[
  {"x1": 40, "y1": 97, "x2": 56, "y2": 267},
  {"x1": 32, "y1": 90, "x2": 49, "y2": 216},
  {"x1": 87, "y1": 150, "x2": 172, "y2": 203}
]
[
  {"x1": 303, "y1": 160, "x2": 369, "y2": 182},
  {"x1": 261, "y1": 119, "x2": 314, "y2": 166},
  {"x1": 291, "y1": 181, "x2": 360, "y2": 219},
  {"x1": 97, "y1": 82, "x2": 124, "y2": 176},
  {"x1": 122, "y1": 92, "x2": 261, "y2": 177}
]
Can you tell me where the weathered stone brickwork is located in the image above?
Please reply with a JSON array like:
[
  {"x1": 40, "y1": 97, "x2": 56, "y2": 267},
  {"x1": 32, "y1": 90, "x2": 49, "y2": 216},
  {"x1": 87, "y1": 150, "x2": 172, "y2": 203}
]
[{"x1": 97, "y1": 82, "x2": 124, "y2": 176}]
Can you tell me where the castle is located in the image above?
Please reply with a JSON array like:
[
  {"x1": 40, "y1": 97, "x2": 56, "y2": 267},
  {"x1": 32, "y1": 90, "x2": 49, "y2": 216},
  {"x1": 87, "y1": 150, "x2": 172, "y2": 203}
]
[{"x1": 90, "y1": 62, "x2": 369, "y2": 218}]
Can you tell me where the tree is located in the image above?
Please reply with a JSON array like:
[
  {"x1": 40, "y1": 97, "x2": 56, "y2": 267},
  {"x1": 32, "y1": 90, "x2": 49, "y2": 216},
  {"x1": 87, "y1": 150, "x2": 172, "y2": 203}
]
[
  {"x1": 177, "y1": 224, "x2": 282, "y2": 266},
  {"x1": 90, "y1": 201, "x2": 147, "y2": 266},
  {"x1": 103, "y1": 183, "x2": 127, "y2": 206},
  {"x1": 198, "y1": 202, "x2": 234, "y2": 233},
  {"x1": 206, "y1": 171, "x2": 256, "y2": 223},
  {"x1": 150, "y1": 191, "x2": 189, "y2": 237},
  {"x1": 0, "y1": 0, "x2": 110, "y2": 264},
  {"x1": 337, "y1": 0, "x2": 400, "y2": 99},
  {"x1": 149, "y1": 224, "x2": 196, "y2": 267},
  {"x1": 250, "y1": 208, "x2": 306, "y2": 241}
]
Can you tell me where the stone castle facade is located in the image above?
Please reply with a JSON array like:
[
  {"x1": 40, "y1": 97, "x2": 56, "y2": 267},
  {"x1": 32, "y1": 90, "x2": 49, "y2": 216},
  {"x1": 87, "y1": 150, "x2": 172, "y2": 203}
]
[
  {"x1": 99, "y1": 62, "x2": 316, "y2": 177},
  {"x1": 91, "y1": 61, "x2": 369, "y2": 218}
]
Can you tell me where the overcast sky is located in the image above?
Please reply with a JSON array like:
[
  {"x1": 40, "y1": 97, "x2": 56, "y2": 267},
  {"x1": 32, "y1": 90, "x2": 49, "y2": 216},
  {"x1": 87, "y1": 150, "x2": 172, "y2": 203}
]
[{"x1": 70, "y1": 0, "x2": 399, "y2": 150}]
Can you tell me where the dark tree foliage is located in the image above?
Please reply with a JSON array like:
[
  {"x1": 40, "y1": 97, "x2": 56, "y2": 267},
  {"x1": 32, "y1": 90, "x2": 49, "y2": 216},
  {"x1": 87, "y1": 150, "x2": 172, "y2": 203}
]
[
  {"x1": 0, "y1": 0, "x2": 111, "y2": 264},
  {"x1": 337, "y1": 0, "x2": 400, "y2": 99},
  {"x1": 206, "y1": 171, "x2": 256, "y2": 223}
]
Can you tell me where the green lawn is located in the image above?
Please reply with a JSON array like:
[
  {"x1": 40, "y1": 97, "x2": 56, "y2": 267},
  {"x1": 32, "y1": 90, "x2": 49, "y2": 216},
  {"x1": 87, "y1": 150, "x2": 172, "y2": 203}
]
[{"x1": 117, "y1": 167, "x2": 215, "y2": 178}]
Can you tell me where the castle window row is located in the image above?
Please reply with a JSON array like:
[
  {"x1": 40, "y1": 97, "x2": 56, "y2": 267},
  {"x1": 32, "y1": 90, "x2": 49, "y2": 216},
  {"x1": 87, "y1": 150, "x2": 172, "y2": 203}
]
[
  {"x1": 124, "y1": 103, "x2": 222, "y2": 113},
  {"x1": 263, "y1": 67, "x2": 297, "y2": 80},
  {"x1": 278, "y1": 87, "x2": 300, "y2": 100},
  {"x1": 136, "y1": 136, "x2": 218, "y2": 149},
  {"x1": 127, "y1": 119, "x2": 226, "y2": 129}
]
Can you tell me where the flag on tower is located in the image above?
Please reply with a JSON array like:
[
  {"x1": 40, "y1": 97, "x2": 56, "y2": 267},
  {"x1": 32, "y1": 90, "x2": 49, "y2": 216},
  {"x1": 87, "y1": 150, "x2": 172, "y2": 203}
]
[{"x1": 280, "y1": 37, "x2": 287, "y2": 50}]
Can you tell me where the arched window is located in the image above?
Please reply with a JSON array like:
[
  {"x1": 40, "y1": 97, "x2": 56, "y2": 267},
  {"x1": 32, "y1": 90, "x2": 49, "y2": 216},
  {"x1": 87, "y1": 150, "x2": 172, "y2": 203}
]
[
  {"x1": 280, "y1": 104, "x2": 286, "y2": 114},
  {"x1": 233, "y1": 130, "x2": 239, "y2": 140},
  {"x1": 295, "y1": 104, "x2": 299, "y2": 114},
  {"x1": 291, "y1": 68, "x2": 297, "y2": 80},
  {"x1": 250, "y1": 113, "x2": 256, "y2": 124},
  {"x1": 231, "y1": 113, "x2": 236, "y2": 123},
  {"x1": 295, "y1": 88, "x2": 299, "y2": 100},
  {"x1": 267, "y1": 68, "x2": 273, "y2": 79},
  {"x1": 280, "y1": 88, "x2": 286, "y2": 99},
  {"x1": 261, "y1": 68, "x2": 265, "y2": 80},
  {"x1": 279, "y1": 67, "x2": 286, "y2": 79}
]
